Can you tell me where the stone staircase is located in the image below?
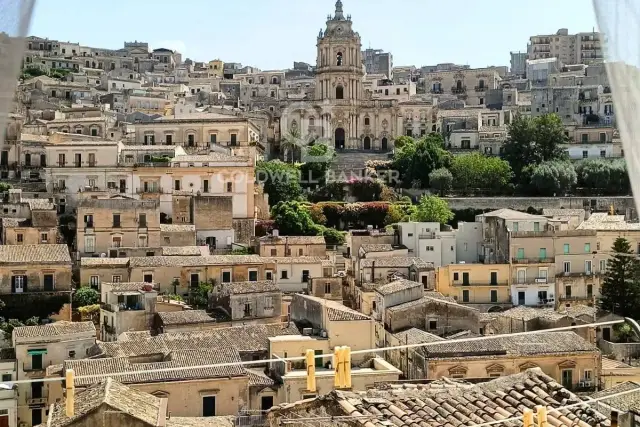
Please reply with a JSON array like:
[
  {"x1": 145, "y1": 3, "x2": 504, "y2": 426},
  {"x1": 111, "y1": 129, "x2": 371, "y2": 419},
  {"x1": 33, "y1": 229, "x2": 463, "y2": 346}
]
[{"x1": 330, "y1": 151, "x2": 392, "y2": 179}]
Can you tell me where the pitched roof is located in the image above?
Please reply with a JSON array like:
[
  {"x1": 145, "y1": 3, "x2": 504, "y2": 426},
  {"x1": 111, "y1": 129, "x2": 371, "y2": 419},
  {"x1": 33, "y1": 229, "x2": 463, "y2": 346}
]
[
  {"x1": 46, "y1": 378, "x2": 163, "y2": 427},
  {"x1": 161, "y1": 246, "x2": 203, "y2": 256},
  {"x1": 589, "y1": 381, "x2": 640, "y2": 413},
  {"x1": 415, "y1": 331, "x2": 597, "y2": 359},
  {"x1": 479, "y1": 208, "x2": 546, "y2": 220},
  {"x1": 65, "y1": 348, "x2": 246, "y2": 387},
  {"x1": 157, "y1": 310, "x2": 215, "y2": 326},
  {"x1": 0, "y1": 244, "x2": 71, "y2": 264},
  {"x1": 393, "y1": 328, "x2": 444, "y2": 345},
  {"x1": 166, "y1": 417, "x2": 236, "y2": 427},
  {"x1": 295, "y1": 294, "x2": 371, "y2": 321},
  {"x1": 95, "y1": 323, "x2": 300, "y2": 358},
  {"x1": 258, "y1": 235, "x2": 326, "y2": 245},
  {"x1": 128, "y1": 254, "x2": 267, "y2": 268},
  {"x1": 360, "y1": 257, "x2": 432, "y2": 269},
  {"x1": 159, "y1": 224, "x2": 196, "y2": 233},
  {"x1": 220, "y1": 280, "x2": 279, "y2": 295},
  {"x1": 360, "y1": 244, "x2": 394, "y2": 253},
  {"x1": 13, "y1": 321, "x2": 95, "y2": 340},
  {"x1": 269, "y1": 369, "x2": 610, "y2": 427},
  {"x1": 375, "y1": 279, "x2": 422, "y2": 296}
]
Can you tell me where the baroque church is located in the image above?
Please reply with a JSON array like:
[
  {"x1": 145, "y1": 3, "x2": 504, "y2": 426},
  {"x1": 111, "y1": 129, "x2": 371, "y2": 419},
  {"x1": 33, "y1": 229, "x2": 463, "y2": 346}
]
[{"x1": 281, "y1": 0, "x2": 436, "y2": 154}]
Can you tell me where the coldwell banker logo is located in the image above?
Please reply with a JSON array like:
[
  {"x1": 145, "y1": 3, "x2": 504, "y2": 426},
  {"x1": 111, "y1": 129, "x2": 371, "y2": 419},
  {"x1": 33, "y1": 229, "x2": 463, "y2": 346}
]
[{"x1": 287, "y1": 101, "x2": 335, "y2": 164}]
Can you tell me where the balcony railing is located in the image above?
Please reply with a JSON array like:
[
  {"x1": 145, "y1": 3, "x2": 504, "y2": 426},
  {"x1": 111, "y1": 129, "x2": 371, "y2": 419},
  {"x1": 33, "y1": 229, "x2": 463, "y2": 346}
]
[
  {"x1": 514, "y1": 277, "x2": 551, "y2": 285},
  {"x1": 236, "y1": 410, "x2": 268, "y2": 427},
  {"x1": 451, "y1": 86, "x2": 467, "y2": 94},
  {"x1": 23, "y1": 361, "x2": 50, "y2": 373},
  {"x1": 430, "y1": 88, "x2": 444, "y2": 94},
  {"x1": 512, "y1": 257, "x2": 555, "y2": 264},
  {"x1": 474, "y1": 86, "x2": 487, "y2": 92},
  {"x1": 558, "y1": 295, "x2": 593, "y2": 301},
  {"x1": 27, "y1": 393, "x2": 48, "y2": 406},
  {"x1": 136, "y1": 187, "x2": 163, "y2": 194}
]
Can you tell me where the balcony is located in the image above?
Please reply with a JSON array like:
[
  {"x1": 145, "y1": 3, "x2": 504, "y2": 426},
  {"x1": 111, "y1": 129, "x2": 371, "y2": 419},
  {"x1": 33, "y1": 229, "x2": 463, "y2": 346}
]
[
  {"x1": 27, "y1": 392, "x2": 48, "y2": 406},
  {"x1": 558, "y1": 295, "x2": 593, "y2": 302},
  {"x1": 136, "y1": 187, "x2": 163, "y2": 194},
  {"x1": 430, "y1": 88, "x2": 444, "y2": 94},
  {"x1": 419, "y1": 232, "x2": 436, "y2": 239},
  {"x1": 236, "y1": 410, "x2": 268, "y2": 427},
  {"x1": 514, "y1": 277, "x2": 551, "y2": 285},
  {"x1": 133, "y1": 161, "x2": 170, "y2": 168},
  {"x1": 512, "y1": 257, "x2": 555, "y2": 264},
  {"x1": 52, "y1": 185, "x2": 67, "y2": 193},
  {"x1": 451, "y1": 86, "x2": 467, "y2": 94},
  {"x1": 474, "y1": 86, "x2": 487, "y2": 92},
  {"x1": 101, "y1": 300, "x2": 144, "y2": 312}
]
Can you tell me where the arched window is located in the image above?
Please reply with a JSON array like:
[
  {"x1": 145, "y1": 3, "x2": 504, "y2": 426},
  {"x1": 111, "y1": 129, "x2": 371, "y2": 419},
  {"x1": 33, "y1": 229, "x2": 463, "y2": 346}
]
[
  {"x1": 309, "y1": 117, "x2": 315, "y2": 127},
  {"x1": 336, "y1": 86, "x2": 344, "y2": 100},
  {"x1": 364, "y1": 117, "x2": 370, "y2": 126},
  {"x1": 272, "y1": 77, "x2": 278, "y2": 84},
  {"x1": 456, "y1": 80, "x2": 463, "y2": 89},
  {"x1": 478, "y1": 79, "x2": 485, "y2": 89},
  {"x1": 260, "y1": 77, "x2": 265, "y2": 84},
  {"x1": 336, "y1": 52, "x2": 343, "y2": 66},
  {"x1": 248, "y1": 78, "x2": 253, "y2": 84}
]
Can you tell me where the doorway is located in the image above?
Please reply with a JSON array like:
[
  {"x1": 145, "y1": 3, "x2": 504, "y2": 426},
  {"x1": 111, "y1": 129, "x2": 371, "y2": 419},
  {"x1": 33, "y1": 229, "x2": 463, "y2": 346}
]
[
  {"x1": 43, "y1": 274, "x2": 54, "y2": 291},
  {"x1": 517, "y1": 291, "x2": 525, "y2": 306},
  {"x1": 363, "y1": 136, "x2": 371, "y2": 150},
  {"x1": 334, "y1": 128, "x2": 345, "y2": 150},
  {"x1": 381, "y1": 137, "x2": 388, "y2": 151},
  {"x1": 31, "y1": 409, "x2": 42, "y2": 427},
  {"x1": 202, "y1": 396, "x2": 216, "y2": 417},
  {"x1": 261, "y1": 395, "x2": 274, "y2": 411},
  {"x1": 314, "y1": 349, "x2": 323, "y2": 369}
]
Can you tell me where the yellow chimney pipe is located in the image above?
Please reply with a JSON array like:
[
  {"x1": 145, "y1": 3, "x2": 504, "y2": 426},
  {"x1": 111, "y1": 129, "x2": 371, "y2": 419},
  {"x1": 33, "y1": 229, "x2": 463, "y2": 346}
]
[
  {"x1": 305, "y1": 349, "x2": 316, "y2": 392},
  {"x1": 523, "y1": 409, "x2": 534, "y2": 427},
  {"x1": 333, "y1": 346, "x2": 344, "y2": 388},
  {"x1": 65, "y1": 369, "x2": 75, "y2": 418},
  {"x1": 536, "y1": 406, "x2": 548, "y2": 427},
  {"x1": 343, "y1": 346, "x2": 352, "y2": 389}
]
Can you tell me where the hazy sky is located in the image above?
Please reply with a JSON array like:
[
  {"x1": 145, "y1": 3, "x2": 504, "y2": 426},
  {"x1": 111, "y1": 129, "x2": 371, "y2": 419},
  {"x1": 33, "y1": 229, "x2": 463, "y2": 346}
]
[{"x1": 30, "y1": 0, "x2": 599, "y2": 70}]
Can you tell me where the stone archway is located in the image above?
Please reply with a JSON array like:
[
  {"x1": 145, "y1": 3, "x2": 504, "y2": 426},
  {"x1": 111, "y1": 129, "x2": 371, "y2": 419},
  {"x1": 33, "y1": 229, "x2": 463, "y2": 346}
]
[{"x1": 335, "y1": 128, "x2": 345, "y2": 150}]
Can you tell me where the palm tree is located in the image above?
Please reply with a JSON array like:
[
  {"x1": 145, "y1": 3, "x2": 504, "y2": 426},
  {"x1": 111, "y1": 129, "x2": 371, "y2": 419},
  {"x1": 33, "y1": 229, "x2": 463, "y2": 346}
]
[{"x1": 280, "y1": 128, "x2": 303, "y2": 163}]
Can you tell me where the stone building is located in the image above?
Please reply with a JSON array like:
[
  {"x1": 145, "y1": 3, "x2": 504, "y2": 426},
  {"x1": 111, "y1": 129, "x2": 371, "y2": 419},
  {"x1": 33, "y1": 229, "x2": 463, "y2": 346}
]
[
  {"x1": 280, "y1": 1, "x2": 436, "y2": 157},
  {"x1": 209, "y1": 280, "x2": 282, "y2": 324}
]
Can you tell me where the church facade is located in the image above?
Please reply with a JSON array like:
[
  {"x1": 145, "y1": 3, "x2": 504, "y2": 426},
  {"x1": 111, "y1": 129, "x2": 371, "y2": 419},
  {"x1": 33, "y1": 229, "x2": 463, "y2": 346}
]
[{"x1": 281, "y1": 1, "x2": 436, "y2": 152}]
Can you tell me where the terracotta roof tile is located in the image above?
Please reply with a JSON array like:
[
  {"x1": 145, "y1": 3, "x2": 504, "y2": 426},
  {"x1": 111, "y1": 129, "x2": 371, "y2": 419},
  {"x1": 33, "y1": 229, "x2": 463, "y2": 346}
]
[
  {"x1": 0, "y1": 244, "x2": 71, "y2": 264},
  {"x1": 13, "y1": 321, "x2": 95, "y2": 339},
  {"x1": 157, "y1": 310, "x2": 215, "y2": 326}
]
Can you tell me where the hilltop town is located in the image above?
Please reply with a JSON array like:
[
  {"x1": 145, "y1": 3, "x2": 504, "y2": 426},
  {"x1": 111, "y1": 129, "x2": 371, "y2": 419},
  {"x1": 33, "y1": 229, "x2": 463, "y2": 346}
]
[{"x1": 0, "y1": 1, "x2": 636, "y2": 427}]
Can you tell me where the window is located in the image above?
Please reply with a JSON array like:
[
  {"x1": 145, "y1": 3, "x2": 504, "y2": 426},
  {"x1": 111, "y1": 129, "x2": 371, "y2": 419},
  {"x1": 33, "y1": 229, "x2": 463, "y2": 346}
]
[
  {"x1": 600, "y1": 259, "x2": 606, "y2": 271},
  {"x1": 324, "y1": 283, "x2": 332, "y2": 294},
  {"x1": 490, "y1": 290, "x2": 498, "y2": 303},
  {"x1": 462, "y1": 272, "x2": 470, "y2": 286},
  {"x1": 281, "y1": 270, "x2": 288, "y2": 279},
  {"x1": 512, "y1": 222, "x2": 519, "y2": 232},
  {"x1": 533, "y1": 222, "x2": 540, "y2": 232},
  {"x1": 583, "y1": 150, "x2": 588, "y2": 159},
  {"x1": 112, "y1": 236, "x2": 122, "y2": 248},
  {"x1": 565, "y1": 285, "x2": 572, "y2": 298},
  {"x1": 203, "y1": 179, "x2": 209, "y2": 193},
  {"x1": 564, "y1": 261, "x2": 571, "y2": 273},
  {"x1": 564, "y1": 244, "x2": 570, "y2": 254},
  {"x1": 226, "y1": 182, "x2": 233, "y2": 192},
  {"x1": 462, "y1": 290, "x2": 470, "y2": 302},
  {"x1": 230, "y1": 134, "x2": 237, "y2": 146},
  {"x1": 336, "y1": 85, "x2": 344, "y2": 99},
  {"x1": 187, "y1": 134, "x2": 195, "y2": 146},
  {"x1": 222, "y1": 271, "x2": 231, "y2": 283},
  {"x1": 517, "y1": 248, "x2": 525, "y2": 259},
  {"x1": 16, "y1": 233, "x2": 23, "y2": 243},
  {"x1": 584, "y1": 243, "x2": 591, "y2": 253},
  {"x1": 112, "y1": 214, "x2": 121, "y2": 227},
  {"x1": 266, "y1": 271, "x2": 273, "y2": 281},
  {"x1": 428, "y1": 320, "x2": 437, "y2": 330},
  {"x1": 139, "y1": 213, "x2": 147, "y2": 227},
  {"x1": 453, "y1": 272, "x2": 459, "y2": 281},
  {"x1": 244, "y1": 303, "x2": 252, "y2": 317},
  {"x1": 585, "y1": 260, "x2": 593, "y2": 274},
  {"x1": 539, "y1": 248, "x2": 547, "y2": 259},
  {"x1": 90, "y1": 276, "x2": 99, "y2": 288},
  {"x1": 166, "y1": 134, "x2": 173, "y2": 144},
  {"x1": 68, "y1": 350, "x2": 76, "y2": 359},
  {"x1": 364, "y1": 117, "x2": 370, "y2": 126},
  {"x1": 143, "y1": 273, "x2": 153, "y2": 283},
  {"x1": 112, "y1": 275, "x2": 121, "y2": 283},
  {"x1": 490, "y1": 272, "x2": 498, "y2": 285},
  {"x1": 248, "y1": 270, "x2": 258, "y2": 282},
  {"x1": 174, "y1": 180, "x2": 181, "y2": 191},
  {"x1": 85, "y1": 236, "x2": 96, "y2": 253},
  {"x1": 587, "y1": 284, "x2": 593, "y2": 297},
  {"x1": 1, "y1": 374, "x2": 11, "y2": 382}
]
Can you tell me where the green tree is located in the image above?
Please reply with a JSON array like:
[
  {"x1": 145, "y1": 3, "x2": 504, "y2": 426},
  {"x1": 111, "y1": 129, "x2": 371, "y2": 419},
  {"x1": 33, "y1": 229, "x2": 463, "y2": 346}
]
[
  {"x1": 385, "y1": 203, "x2": 416, "y2": 225},
  {"x1": 449, "y1": 154, "x2": 513, "y2": 195},
  {"x1": 502, "y1": 114, "x2": 568, "y2": 182},
  {"x1": 576, "y1": 159, "x2": 631, "y2": 195},
  {"x1": 299, "y1": 142, "x2": 334, "y2": 188},
  {"x1": 322, "y1": 227, "x2": 345, "y2": 246},
  {"x1": 413, "y1": 195, "x2": 454, "y2": 224},
  {"x1": 392, "y1": 134, "x2": 451, "y2": 188},
  {"x1": 428, "y1": 168, "x2": 453, "y2": 196},
  {"x1": 615, "y1": 323, "x2": 636, "y2": 343},
  {"x1": 256, "y1": 160, "x2": 302, "y2": 206},
  {"x1": 271, "y1": 201, "x2": 323, "y2": 236},
  {"x1": 280, "y1": 128, "x2": 307, "y2": 163},
  {"x1": 191, "y1": 281, "x2": 214, "y2": 309},
  {"x1": 600, "y1": 237, "x2": 640, "y2": 317},
  {"x1": 0, "y1": 183, "x2": 11, "y2": 193},
  {"x1": 73, "y1": 287, "x2": 99, "y2": 307},
  {"x1": 0, "y1": 317, "x2": 38, "y2": 343},
  {"x1": 527, "y1": 160, "x2": 577, "y2": 196}
]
